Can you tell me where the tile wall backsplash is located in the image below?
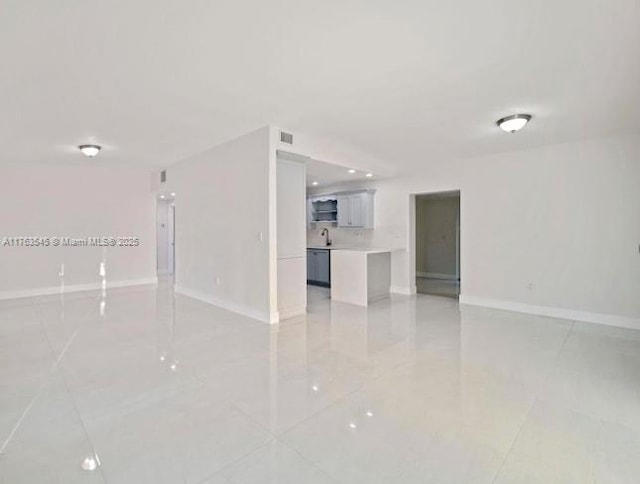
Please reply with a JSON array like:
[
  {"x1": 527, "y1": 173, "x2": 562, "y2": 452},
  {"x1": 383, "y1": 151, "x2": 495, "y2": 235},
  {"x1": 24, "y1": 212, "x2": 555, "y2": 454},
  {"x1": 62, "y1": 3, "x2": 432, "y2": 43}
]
[{"x1": 307, "y1": 225, "x2": 374, "y2": 248}]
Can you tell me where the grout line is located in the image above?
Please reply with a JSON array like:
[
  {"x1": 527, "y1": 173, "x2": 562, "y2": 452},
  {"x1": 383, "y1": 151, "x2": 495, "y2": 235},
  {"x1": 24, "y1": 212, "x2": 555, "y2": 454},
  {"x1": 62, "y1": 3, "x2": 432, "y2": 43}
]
[
  {"x1": 277, "y1": 437, "x2": 344, "y2": 484},
  {"x1": 36, "y1": 291, "x2": 109, "y2": 482},
  {"x1": 490, "y1": 319, "x2": 578, "y2": 483},
  {"x1": 194, "y1": 422, "x2": 277, "y2": 484},
  {"x1": 59, "y1": 291, "x2": 110, "y2": 482},
  {"x1": 0, "y1": 297, "x2": 64, "y2": 454},
  {"x1": 0, "y1": 395, "x2": 38, "y2": 455},
  {"x1": 489, "y1": 396, "x2": 537, "y2": 484}
]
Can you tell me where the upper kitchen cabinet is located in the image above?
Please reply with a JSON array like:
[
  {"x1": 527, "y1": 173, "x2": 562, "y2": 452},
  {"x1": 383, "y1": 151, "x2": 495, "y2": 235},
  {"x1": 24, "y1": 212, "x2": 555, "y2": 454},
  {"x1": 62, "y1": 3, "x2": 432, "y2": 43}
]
[
  {"x1": 309, "y1": 196, "x2": 338, "y2": 224},
  {"x1": 309, "y1": 189, "x2": 375, "y2": 229},
  {"x1": 337, "y1": 190, "x2": 375, "y2": 228}
]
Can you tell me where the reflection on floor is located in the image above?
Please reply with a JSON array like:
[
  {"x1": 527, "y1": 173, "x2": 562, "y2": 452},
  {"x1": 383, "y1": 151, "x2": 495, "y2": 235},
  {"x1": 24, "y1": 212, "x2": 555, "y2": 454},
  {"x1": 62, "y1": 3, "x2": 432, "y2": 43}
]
[
  {"x1": 1, "y1": 279, "x2": 640, "y2": 483},
  {"x1": 307, "y1": 284, "x2": 331, "y2": 304},
  {"x1": 416, "y1": 276, "x2": 460, "y2": 298}
]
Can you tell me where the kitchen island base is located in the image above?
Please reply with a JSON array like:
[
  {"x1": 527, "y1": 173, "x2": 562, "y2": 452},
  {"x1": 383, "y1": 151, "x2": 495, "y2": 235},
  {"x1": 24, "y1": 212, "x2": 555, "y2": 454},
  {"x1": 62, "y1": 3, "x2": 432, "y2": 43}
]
[{"x1": 330, "y1": 249, "x2": 391, "y2": 306}]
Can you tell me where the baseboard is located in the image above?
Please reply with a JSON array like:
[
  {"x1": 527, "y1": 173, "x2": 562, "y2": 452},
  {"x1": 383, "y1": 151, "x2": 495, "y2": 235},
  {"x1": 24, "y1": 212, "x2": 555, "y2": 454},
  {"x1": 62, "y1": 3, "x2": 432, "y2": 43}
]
[
  {"x1": 278, "y1": 305, "x2": 306, "y2": 322},
  {"x1": 174, "y1": 285, "x2": 272, "y2": 324},
  {"x1": 0, "y1": 277, "x2": 158, "y2": 301},
  {"x1": 270, "y1": 311, "x2": 281, "y2": 325},
  {"x1": 416, "y1": 272, "x2": 457, "y2": 280},
  {"x1": 390, "y1": 285, "x2": 417, "y2": 296},
  {"x1": 368, "y1": 293, "x2": 390, "y2": 304},
  {"x1": 459, "y1": 295, "x2": 640, "y2": 330}
]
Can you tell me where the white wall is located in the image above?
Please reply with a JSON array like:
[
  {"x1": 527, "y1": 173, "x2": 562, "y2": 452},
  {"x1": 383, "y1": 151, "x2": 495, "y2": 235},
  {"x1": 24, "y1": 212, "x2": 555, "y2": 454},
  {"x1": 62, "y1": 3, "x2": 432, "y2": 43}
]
[
  {"x1": 0, "y1": 164, "x2": 157, "y2": 298},
  {"x1": 366, "y1": 134, "x2": 640, "y2": 328},
  {"x1": 163, "y1": 127, "x2": 275, "y2": 323}
]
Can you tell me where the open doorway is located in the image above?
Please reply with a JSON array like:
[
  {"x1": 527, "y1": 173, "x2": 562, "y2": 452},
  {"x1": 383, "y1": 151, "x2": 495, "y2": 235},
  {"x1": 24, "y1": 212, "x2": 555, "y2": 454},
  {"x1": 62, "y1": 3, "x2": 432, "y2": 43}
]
[
  {"x1": 156, "y1": 194, "x2": 175, "y2": 277},
  {"x1": 415, "y1": 191, "x2": 460, "y2": 298}
]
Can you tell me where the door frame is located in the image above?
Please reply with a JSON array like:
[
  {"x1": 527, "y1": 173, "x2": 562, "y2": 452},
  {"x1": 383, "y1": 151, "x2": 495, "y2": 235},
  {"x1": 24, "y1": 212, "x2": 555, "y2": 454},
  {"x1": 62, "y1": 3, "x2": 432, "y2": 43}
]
[{"x1": 409, "y1": 189, "x2": 462, "y2": 294}]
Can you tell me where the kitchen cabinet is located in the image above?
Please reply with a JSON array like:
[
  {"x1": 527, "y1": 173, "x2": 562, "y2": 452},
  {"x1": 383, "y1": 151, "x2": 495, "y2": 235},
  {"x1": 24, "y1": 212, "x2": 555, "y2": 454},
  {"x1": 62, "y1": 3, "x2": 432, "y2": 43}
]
[
  {"x1": 309, "y1": 189, "x2": 375, "y2": 229},
  {"x1": 337, "y1": 191, "x2": 374, "y2": 228},
  {"x1": 277, "y1": 157, "x2": 307, "y2": 320},
  {"x1": 307, "y1": 195, "x2": 338, "y2": 228},
  {"x1": 307, "y1": 249, "x2": 330, "y2": 287}
]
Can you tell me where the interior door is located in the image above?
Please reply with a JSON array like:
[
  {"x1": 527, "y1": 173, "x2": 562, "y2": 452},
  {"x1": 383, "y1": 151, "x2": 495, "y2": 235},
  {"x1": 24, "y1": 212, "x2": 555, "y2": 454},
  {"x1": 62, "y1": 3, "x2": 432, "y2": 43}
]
[{"x1": 168, "y1": 204, "x2": 175, "y2": 274}]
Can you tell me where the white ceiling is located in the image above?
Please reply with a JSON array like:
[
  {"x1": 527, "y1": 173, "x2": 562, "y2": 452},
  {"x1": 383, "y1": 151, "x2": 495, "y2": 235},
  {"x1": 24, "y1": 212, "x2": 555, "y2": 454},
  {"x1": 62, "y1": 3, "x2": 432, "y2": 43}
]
[
  {"x1": 305, "y1": 158, "x2": 374, "y2": 188},
  {"x1": 1, "y1": 0, "x2": 639, "y2": 172}
]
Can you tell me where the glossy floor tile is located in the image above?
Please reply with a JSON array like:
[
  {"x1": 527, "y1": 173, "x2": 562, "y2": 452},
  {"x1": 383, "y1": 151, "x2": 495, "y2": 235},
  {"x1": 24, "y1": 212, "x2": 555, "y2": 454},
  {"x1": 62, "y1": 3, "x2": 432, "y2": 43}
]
[{"x1": 1, "y1": 280, "x2": 639, "y2": 483}]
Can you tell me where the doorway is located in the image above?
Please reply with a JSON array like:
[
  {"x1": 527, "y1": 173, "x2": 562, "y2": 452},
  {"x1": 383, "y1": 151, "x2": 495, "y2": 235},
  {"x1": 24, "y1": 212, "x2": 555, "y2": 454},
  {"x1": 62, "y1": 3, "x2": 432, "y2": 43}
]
[
  {"x1": 414, "y1": 191, "x2": 460, "y2": 298},
  {"x1": 156, "y1": 195, "x2": 175, "y2": 277}
]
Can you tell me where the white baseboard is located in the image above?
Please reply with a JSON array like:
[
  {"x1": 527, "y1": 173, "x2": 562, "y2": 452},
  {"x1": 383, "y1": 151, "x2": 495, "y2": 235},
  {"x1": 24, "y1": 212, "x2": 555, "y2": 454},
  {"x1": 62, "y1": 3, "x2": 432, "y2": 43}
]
[
  {"x1": 270, "y1": 311, "x2": 281, "y2": 325},
  {"x1": 390, "y1": 285, "x2": 417, "y2": 296},
  {"x1": 416, "y1": 272, "x2": 457, "y2": 280},
  {"x1": 0, "y1": 277, "x2": 158, "y2": 301},
  {"x1": 459, "y1": 295, "x2": 640, "y2": 331},
  {"x1": 175, "y1": 285, "x2": 273, "y2": 324},
  {"x1": 278, "y1": 305, "x2": 306, "y2": 322}
]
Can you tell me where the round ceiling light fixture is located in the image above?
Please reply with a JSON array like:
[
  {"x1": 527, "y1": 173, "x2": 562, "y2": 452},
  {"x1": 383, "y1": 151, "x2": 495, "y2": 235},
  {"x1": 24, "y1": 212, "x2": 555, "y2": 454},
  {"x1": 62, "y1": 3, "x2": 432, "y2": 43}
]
[
  {"x1": 496, "y1": 114, "x2": 532, "y2": 133},
  {"x1": 78, "y1": 144, "x2": 102, "y2": 157}
]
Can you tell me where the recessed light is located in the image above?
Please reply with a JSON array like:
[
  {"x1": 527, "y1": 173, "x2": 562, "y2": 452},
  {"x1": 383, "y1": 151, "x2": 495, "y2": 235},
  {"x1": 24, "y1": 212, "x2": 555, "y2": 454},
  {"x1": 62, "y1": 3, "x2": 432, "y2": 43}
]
[
  {"x1": 496, "y1": 114, "x2": 532, "y2": 133},
  {"x1": 366, "y1": 411, "x2": 374, "y2": 417},
  {"x1": 348, "y1": 169, "x2": 356, "y2": 174},
  {"x1": 78, "y1": 144, "x2": 101, "y2": 157},
  {"x1": 349, "y1": 422, "x2": 357, "y2": 429},
  {"x1": 160, "y1": 195, "x2": 165, "y2": 199},
  {"x1": 311, "y1": 385, "x2": 319, "y2": 392},
  {"x1": 312, "y1": 181, "x2": 319, "y2": 186},
  {"x1": 366, "y1": 173, "x2": 373, "y2": 178},
  {"x1": 170, "y1": 192, "x2": 175, "y2": 196}
]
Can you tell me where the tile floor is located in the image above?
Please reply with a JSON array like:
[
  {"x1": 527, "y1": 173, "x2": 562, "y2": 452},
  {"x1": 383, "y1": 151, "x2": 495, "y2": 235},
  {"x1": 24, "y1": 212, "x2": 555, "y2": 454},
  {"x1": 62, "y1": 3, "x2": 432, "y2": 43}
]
[{"x1": 1, "y1": 281, "x2": 640, "y2": 483}]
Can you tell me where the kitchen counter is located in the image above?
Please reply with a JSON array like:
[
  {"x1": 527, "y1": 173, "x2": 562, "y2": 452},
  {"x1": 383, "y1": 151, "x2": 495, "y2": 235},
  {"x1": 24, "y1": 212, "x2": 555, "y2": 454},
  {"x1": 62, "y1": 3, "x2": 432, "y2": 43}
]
[
  {"x1": 330, "y1": 248, "x2": 392, "y2": 306},
  {"x1": 307, "y1": 246, "x2": 394, "y2": 253}
]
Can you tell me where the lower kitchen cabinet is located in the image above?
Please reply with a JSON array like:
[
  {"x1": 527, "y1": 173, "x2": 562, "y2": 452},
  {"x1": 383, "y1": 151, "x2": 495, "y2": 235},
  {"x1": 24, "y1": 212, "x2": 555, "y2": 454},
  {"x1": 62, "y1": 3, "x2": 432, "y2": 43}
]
[{"x1": 307, "y1": 249, "x2": 330, "y2": 287}]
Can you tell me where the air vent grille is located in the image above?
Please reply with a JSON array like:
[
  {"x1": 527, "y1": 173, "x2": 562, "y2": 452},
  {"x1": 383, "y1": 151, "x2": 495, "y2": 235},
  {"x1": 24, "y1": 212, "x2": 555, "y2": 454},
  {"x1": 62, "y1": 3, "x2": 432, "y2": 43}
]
[
  {"x1": 280, "y1": 131, "x2": 293, "y2": 145},
  {"x1": 160, "y1": 170, "x2": 166, "y2": 183}
]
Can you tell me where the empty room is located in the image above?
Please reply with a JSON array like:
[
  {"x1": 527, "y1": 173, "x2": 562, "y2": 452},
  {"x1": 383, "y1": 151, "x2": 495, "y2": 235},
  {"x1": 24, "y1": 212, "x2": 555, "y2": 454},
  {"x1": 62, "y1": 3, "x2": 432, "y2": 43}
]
[{"x1": 1, "y1": 1, "x2": 639, "y2": 483}]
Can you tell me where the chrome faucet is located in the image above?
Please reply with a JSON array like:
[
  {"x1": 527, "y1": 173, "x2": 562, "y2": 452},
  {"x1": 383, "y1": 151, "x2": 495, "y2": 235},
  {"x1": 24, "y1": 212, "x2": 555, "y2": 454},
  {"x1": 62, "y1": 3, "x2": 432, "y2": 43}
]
[{"x1": 320, "y1": 228, "x2": 332, "y2": 246}]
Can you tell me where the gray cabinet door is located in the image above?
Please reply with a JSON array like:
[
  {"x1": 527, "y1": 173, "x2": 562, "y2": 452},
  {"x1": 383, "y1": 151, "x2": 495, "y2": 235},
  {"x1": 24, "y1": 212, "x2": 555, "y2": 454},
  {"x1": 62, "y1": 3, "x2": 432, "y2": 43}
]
[
  {"x1": 337, "y1": 196, "x2": 350, "y2": 227},
  {"x1": 316, "y1": 250, "x2": 330, "y2": 284},
  {"x1": 349, "y1": 194, "x2": 366, "y2": 227},
  {"x1": 307, "y1": 250, "x2": 317, "y2": 282}
]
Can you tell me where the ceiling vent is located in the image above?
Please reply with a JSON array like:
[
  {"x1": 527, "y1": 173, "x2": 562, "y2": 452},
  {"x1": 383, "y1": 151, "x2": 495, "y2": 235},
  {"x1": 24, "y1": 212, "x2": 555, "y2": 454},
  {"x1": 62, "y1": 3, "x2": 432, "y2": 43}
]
[
  {"x1": 160, "y1": 170, "x2": 166, "y2": 183},
  {"x1": 280, "y1": 131, "x2": 293, "y2": 145}
]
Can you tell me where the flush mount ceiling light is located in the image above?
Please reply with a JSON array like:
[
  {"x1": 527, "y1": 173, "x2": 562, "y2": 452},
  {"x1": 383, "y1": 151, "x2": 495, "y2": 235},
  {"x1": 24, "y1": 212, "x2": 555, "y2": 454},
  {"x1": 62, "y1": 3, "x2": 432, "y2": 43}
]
[
  {"x1": 78, "y1": 144, "x2": 101, "y2": 157},
  {"x1": 496, "y1": 114, "x2": 532, "y2": 133}
]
